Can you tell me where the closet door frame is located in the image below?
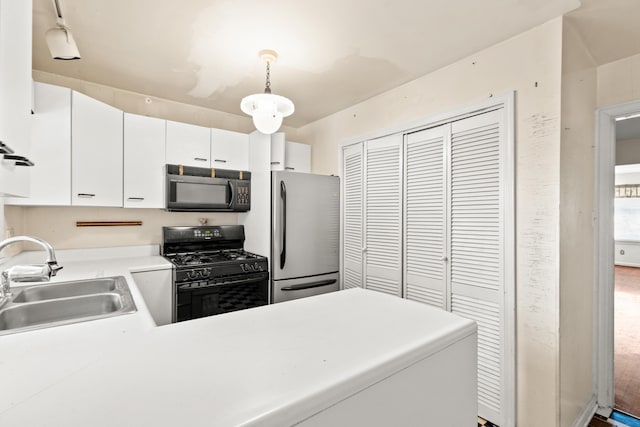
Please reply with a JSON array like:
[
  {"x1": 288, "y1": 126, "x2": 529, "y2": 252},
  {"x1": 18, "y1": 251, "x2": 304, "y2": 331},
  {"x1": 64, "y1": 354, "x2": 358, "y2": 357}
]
[{"x1": 338, "y1": 92, "x2": 515, "y2": 426}]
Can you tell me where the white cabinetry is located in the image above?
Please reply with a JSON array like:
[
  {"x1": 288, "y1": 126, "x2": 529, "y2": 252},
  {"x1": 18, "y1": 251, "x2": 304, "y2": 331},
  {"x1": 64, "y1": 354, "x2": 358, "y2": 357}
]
[
  {"x1": 6, "y1": 82, "x2": 71, "y2": 206},
  {"x1": 211, "y1": 128, "x2": 248, "y2": 170},
  {"x1": 284, "y1": 141, "x2": 311, "y2": 172},
  {"x1": 71, "y1": 91, "x2": 123, "y2": 207},
  {"x1": 341, "y1": 108, "x2": 513, "y2": 427},
  {"x1": 165, "y1": 120, "x2": 210, "y2": 167},
  {"x1": 0, "y1": 0, "x2": 32, "y2": 197},
  {"x1": 131, "y1": 268, "x2": 173, "y2": 326},
  {"x1": 270, "y1": 133, "x2": 311, "y2": 172},
  {"x1": 124, "y1": 113, "x2": 166, "y2": 208}
]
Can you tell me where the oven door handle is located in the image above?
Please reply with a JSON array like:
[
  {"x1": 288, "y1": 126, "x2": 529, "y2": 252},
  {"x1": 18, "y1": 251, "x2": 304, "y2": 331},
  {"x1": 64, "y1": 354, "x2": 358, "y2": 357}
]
[
  {"x1": 281, "y1": 279, "x2": 337, "y2": 292},
  {"x1": 227, "y1": 180, "x2": 234, "y2": 208},
  {"x1": 178, "y1": 274, "x2": 268, "y2": 290},
  {"x1": 280, "y1": 180, "x2": 287, "y2": 270}
]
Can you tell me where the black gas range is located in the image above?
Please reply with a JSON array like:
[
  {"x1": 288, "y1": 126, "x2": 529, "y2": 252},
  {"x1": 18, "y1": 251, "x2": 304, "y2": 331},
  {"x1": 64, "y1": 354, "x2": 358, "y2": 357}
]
[{"x1": 162, "y1": 225, "x2": 269, "y2": 322}]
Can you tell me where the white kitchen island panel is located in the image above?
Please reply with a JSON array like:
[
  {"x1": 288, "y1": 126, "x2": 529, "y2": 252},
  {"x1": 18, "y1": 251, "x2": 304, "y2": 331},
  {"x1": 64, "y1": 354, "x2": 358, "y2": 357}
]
[{"x1": 0, "y1": 287, "x2": 476, "y2": 427}]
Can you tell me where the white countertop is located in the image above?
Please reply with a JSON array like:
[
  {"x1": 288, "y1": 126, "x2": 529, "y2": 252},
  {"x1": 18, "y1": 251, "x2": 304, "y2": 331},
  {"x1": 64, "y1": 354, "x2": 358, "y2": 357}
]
[{"x1": 0, "y1": 247, "x2": 475, "y2": 427}]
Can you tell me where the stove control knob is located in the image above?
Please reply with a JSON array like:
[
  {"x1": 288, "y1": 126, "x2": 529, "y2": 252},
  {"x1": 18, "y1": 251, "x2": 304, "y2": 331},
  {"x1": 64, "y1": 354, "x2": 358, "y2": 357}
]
[
  {"x1": 187, "y1": 270, "x2": 199, "y2": 280},
  {"x1": 253, "y1": 262, "x2": 262, "y2": 271},
  {"x1": 201, "y1": 269, "x2": 211, "y2": 278}
]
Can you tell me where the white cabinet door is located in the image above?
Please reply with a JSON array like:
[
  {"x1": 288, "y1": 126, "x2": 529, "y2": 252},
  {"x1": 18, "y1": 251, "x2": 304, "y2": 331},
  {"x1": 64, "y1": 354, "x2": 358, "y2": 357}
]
[
  {"x1": 342, "y1": 143, "x2": 364, "y2": 290},
  {"x1": 123, "y1": 113, "x2": 166, "y2": 208},
  {"x1": 166, "y1": 120, "x2": 210, "y2": 167},
  {"x1": 6, "y1": 82, "x2": 71, "y2": 206},
  {"x1": 71, "y1": 91, "x2": 123, "y2": 207},
  {"x1": 364, "y1": 134, "x2": 403, "y2": 297},
  {"x1": 284, "y1": 141, "x2": 311, "y2": 173},
  {"x1": 0, "y1": 0, "x2": 32, "y2": 197},
  {"x1": 131, "y1": 269, "x2": 173, "y2": 326},
  {"x1": 404, "y1": 125, "x2": 449, "y2": 309},
  {"x1": 211, "y1": 128, "x2": 248, "y2": 170},
  {"x1": 270, "y1": 132, "x2": 285, "y2": 170}
]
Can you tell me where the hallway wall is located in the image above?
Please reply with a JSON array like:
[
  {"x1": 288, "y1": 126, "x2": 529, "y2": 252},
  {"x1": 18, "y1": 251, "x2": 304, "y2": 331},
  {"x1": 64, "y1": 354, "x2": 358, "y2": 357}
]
[{"x1": 559, "y1": 17, "x2": 598, "y2": 427}]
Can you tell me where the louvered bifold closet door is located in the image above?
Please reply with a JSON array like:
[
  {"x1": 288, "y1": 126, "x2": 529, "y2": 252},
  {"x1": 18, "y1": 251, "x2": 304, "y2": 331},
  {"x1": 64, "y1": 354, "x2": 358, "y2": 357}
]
[
  {"x1": 449, "y1": 109, "x2": 508, "y2": 426},
  {"x1": 342, "y1": 143, "x2": 364, "y2": 289},
  {"x1": 364, "y1": 134, "x2": 403, "y2": 296},
  {"x1": 404, "y1": 125, "x2": 448, "y2": 309}
]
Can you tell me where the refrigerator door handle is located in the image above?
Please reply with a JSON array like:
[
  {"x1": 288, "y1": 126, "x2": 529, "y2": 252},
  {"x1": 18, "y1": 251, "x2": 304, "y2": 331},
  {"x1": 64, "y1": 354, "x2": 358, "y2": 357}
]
[
  {"x1": 281, "y1": 279, "x2": 337, "y2": 292},
  {"x1": 280, "y1": 180, "x2": 287, "y2": 269}
]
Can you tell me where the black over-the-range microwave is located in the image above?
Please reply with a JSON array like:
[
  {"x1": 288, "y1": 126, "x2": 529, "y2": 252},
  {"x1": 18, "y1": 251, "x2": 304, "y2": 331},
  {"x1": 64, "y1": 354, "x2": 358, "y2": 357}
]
[{"x1": 166, "y1": 164, "x2": 251, "y2": 212}]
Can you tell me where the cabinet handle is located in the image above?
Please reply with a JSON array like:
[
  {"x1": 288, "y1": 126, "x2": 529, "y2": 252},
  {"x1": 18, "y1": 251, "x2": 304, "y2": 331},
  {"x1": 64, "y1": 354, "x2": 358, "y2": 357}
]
[
  {"x1": 270, "y1": 161, "x2": 281, "y2": 165},
  {"x1": 285, "y1": 166, "x2": 295, "y2": 170},
  {"x1": 77, "y1": 193, "x2": 96, "y2": 198},
  {"x1": 127, "y1": 197, "x2": 145, "y2": 201},
  {"x1": 194, "y1": 157, "x2": 208, "y2": 162},
  {"x1": 214, "y1": 159, "x2": 227, "y2": 163},
  {"x1": 4, "y1": 154, "x2": 34, "y2": 167},
  {"x1": 0, "y1": 141, "x2": 15, "y2": 155}
]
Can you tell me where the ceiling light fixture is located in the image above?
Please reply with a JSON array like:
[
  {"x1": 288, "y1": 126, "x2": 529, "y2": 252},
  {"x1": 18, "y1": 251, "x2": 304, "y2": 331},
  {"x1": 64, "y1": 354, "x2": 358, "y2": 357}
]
[
  {"x1": 240, "y1": 50, "x2": 294, "y2": 135},
  {"x1": 45, "y1": 0, "x2": 81, "y2": 60}
]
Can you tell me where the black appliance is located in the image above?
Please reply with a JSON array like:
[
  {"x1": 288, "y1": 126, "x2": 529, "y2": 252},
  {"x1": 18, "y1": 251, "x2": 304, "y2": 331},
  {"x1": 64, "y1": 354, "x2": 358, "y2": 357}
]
[
  {"x1": 166, "y1": 164, "x2": 251, "y2": 212},
  {"x1": 162, "y1": 225, "x2": 268, "y2": 322}
]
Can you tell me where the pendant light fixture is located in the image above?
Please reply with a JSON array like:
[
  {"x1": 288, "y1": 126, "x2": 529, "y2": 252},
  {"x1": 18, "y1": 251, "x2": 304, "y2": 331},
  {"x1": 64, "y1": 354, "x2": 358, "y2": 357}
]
[
  {"x1": 45, "y1": 0, "x2": 81, "y2": 60},
  {"x1": 241, "y1": 50, "x2": 294, "y2": 135}
]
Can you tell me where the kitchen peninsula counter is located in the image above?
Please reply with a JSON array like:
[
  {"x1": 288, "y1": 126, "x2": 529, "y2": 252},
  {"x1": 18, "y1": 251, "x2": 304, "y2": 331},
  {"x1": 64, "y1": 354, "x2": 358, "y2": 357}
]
[{"x1": 0, "y1": 248, "x2": 477, "y2": 427}]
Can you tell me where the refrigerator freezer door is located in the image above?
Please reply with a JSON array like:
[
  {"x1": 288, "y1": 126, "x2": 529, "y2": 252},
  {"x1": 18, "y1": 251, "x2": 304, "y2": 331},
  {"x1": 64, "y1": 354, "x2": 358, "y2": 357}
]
[
  {"x1": 272, "y1": 171, "x2": 340, "y2": 280},
  {"x1": 272, "y1": 272, "x2": 340, "y2": 303}
]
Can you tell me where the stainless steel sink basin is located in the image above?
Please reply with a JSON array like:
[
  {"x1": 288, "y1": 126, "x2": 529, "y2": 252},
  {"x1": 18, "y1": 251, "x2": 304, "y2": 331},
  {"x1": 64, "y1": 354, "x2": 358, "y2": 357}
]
[
  {"x1": 0, "y1": 276, "x2": 137, "y2": 335},
  {"x1": 12, "y1": 278, "x2": 118, "y2": 302}
]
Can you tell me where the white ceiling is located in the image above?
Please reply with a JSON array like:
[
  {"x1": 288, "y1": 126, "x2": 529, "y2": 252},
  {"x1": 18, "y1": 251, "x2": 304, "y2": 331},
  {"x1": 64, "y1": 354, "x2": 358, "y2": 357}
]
[{"x1": 31, "y1": 0, "x2": 604, "y2": 128}]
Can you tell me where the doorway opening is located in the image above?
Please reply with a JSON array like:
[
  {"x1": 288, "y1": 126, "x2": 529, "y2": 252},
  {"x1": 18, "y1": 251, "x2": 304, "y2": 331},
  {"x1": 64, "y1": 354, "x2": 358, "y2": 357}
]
[
  {"x1": 612, "y1": 117, "x2": 640, "y2": 418},
  {"x1": 596, "y1": 103, "x2": 640, "y2": 419}
]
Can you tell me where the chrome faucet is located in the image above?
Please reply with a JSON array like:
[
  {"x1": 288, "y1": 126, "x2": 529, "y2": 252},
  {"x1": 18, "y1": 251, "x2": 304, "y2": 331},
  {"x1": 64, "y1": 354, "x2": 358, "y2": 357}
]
[{"x1": 0, "y1": 236, "x2": 63, "y2": 303}]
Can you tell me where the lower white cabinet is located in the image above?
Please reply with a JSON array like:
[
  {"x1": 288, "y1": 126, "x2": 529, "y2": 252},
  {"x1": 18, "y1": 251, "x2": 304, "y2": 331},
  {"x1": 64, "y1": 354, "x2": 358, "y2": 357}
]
[
  {"x1": 71, "y1": 91, "x2": 123, "y2": 207},
  {"x1": 131, "y1": 269, "x2": 173, "y2": 326},
  {"x1": 5, "y1": 82, "x2": 71, "y2": 206},
  {"x1": 123, "y1": 113, "x2": 166, "y2": 208},
  {"x1": 211, "y1": 128, "x2": 248, "y2": 170}
]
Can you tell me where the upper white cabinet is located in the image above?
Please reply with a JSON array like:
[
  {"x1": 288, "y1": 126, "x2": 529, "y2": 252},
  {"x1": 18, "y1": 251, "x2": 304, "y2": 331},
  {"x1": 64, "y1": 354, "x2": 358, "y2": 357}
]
[
  {"x1": 123, "y1": 113, "x2": 166, "y2": 208},
  {"x1": 5, "y1": 82, "x2": 71, "y2": 206},
  {"x1": 0, "y1": 0, "x2": 32, "y2": 197},
  {"x1": 211, "y1": 128, "x2": 248, "y2": 171},
  {"x1": 71, "y1": 91, "x2": 123, "y2": 207},
  {"x1": 285, "y1": 141, "x2": 311, "y2": 173},
  {"x1": 270, "y1": 133, "x2": 311, "y2": 173},
  {"x1": 166, "y1": 120, "x2": 210, "y2": 167}
]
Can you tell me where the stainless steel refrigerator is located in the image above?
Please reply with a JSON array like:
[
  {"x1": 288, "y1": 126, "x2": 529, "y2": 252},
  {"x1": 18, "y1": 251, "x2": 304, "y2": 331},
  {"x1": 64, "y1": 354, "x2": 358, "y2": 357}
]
[{"x1": 271, "y1": 171, "x2": 340, "y2": 303}]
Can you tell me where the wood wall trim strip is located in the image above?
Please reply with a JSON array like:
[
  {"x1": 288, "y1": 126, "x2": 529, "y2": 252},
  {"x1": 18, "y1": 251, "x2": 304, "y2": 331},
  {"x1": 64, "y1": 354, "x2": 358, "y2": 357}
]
[{"x1": 76, "y1": 221, "x2": 143, "y2": 227}]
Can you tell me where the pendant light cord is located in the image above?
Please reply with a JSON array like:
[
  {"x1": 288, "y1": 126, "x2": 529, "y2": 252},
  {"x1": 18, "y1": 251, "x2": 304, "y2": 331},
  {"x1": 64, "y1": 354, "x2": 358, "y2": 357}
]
[{"x1": 264, "y1": 61, "x2": 272, "y2": 94}]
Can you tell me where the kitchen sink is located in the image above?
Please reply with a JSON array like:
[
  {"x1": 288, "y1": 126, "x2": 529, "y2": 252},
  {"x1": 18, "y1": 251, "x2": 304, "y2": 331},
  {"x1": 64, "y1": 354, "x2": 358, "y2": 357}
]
[
  {"x1": 12, "y1": 278, "x2": 118, "y2": 302},
  {"x1": 0, "y1": 276, "x2": 137, "y2": 335}
]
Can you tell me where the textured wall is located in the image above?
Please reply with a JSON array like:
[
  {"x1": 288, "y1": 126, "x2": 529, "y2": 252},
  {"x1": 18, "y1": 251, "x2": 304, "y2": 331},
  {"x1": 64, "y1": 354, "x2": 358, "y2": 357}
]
[
  {"x1": 296, "y1": 19, "x2": 564, "y2": 426},
  {"x1": 559, "y1": 18, "x2": 598, "y2": 427}
]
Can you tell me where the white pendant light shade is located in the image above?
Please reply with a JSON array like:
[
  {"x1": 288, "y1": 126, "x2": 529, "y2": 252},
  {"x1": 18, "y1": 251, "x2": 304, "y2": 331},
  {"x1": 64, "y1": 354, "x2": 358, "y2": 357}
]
[
  {"x1": 240, "y1": 50, "x2": 294, "y2": 135},
  {"x1": 241, "y1": 93, "x2": 294, "y2": 135},
  {"x1": 45, "y1": 25, "x2": 80, "y2": 60}
]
